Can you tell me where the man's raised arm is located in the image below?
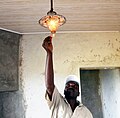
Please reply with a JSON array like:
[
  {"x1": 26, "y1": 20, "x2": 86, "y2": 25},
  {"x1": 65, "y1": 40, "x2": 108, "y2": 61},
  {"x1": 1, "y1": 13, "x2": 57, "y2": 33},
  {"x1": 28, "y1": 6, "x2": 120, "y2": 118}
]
[{"x1": 42, "y1": 36, "x2": 55, "y2": 100}]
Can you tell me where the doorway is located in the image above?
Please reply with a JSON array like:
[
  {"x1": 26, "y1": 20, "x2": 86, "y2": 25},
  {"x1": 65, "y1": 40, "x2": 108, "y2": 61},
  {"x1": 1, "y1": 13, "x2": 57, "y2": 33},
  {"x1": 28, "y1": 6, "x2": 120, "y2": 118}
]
[
  {"x1": 80, "y1": 68, "x2": 120, "y2": 118},
  {"x1": 80, "y1": 69, "x2": 103, "y2": 118}
]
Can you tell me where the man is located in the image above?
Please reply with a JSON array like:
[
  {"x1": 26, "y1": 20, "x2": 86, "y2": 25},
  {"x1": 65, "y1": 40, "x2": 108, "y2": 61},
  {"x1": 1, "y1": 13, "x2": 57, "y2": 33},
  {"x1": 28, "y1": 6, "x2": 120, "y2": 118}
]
[{"x1": 42, "y1": 36, "x2": 93, "y2": 118}]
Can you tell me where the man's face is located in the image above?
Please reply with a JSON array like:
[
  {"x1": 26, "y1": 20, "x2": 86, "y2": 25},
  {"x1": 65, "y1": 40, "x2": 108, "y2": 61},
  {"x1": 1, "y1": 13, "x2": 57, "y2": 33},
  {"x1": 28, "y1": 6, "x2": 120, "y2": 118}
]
[{"x1": 64, "y1": 81, "x2": 79, "y2": 99}]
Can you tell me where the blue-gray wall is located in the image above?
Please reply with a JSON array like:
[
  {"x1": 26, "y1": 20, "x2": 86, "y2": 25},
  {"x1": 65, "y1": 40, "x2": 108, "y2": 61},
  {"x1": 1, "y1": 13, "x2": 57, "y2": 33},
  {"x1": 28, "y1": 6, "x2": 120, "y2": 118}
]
[{"x1": 0, "y1": 29, "x2": 25, "y2": 118}]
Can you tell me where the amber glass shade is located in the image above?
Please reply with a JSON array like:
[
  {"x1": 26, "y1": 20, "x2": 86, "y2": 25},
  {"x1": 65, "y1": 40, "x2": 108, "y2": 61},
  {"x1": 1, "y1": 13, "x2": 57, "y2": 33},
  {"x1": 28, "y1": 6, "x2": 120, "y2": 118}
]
[{"x1": 39, "y1": 11, "x2": 66, "y2": 35}]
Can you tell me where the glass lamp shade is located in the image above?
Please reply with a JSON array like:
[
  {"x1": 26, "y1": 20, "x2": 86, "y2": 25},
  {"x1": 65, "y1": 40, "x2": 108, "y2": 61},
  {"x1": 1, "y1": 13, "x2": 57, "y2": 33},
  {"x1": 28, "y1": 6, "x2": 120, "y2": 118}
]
[{"x1": 39, "y1": 11, "x2": 66, "y2": 35}]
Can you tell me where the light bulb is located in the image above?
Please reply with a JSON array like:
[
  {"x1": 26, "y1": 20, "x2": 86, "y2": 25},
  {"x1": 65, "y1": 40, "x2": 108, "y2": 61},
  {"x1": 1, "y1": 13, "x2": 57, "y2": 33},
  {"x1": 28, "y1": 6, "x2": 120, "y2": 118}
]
[{"x1": 47, "y1": 17, "x2": 59, "y2": 34}]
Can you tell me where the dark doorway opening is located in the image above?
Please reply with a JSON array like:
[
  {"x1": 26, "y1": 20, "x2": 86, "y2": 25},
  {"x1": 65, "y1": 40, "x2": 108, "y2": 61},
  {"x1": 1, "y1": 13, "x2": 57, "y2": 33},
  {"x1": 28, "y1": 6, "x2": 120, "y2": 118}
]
[{"x1": 80, "y1": 69, "x2": 103, "y2": 118}]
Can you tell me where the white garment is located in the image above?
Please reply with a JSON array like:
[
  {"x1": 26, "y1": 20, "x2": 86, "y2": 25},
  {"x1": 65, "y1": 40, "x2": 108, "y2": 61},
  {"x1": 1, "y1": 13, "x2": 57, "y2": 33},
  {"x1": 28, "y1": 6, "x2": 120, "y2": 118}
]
[{"x1": 45, "y1": 87, "x2": 93, "y2": 118}]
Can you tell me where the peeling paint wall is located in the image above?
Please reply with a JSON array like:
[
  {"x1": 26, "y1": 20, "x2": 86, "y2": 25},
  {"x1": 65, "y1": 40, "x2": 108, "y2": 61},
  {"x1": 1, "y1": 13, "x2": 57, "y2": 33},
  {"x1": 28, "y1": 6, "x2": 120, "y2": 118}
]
[{"x1": 21, "y1": 32, "x2": 120, "y2": 118}]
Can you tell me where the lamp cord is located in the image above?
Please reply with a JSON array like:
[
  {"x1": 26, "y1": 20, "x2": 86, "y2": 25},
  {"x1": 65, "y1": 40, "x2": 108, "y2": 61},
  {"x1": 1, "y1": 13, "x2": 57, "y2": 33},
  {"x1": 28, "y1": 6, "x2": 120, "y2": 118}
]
[{"x1": 50, "y1": 0, "x2": 53, "y2": 11}]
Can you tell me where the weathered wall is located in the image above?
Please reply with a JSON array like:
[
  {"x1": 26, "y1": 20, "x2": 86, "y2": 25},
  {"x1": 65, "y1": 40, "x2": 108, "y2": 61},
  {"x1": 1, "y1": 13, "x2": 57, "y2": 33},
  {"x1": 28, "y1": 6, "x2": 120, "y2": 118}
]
[
  {"x1": 21, "y1": 32, "x2": 120, "y2": 118},
  {"x1": 0, "y1": 30, "x2": 25, "y2": 118},
  {"x1": 100, "y1": 69, "x2": 120, "y2": 118},
  {"x1": 0, "y1": 29, "x2": 20, "y2": 91},
  {"x1": 0, "y1": 31, "x2": 119, "y2": 118}
]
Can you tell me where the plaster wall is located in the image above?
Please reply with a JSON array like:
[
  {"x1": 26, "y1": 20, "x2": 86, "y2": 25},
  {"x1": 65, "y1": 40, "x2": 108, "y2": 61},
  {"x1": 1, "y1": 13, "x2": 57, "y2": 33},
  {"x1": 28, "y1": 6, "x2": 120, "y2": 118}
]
[
  {"x1": 21, "y1": 32, "x2": 120, "y2": 118},
  {"x1": 100, "y1": 69, "x2": 120, "y2": 118}
]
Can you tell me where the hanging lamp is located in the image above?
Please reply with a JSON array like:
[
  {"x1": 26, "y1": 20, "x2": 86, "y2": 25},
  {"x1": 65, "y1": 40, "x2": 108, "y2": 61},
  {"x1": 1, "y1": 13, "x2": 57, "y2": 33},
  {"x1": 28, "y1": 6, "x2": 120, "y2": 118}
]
[{"x1": 39, "y1": 0, "x2": 66, "y2": 36}]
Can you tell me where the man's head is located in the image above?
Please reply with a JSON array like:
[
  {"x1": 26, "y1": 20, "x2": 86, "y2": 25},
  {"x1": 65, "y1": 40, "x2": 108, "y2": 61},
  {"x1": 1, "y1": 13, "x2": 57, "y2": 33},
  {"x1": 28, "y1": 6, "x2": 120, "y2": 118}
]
[{"x1": 64, "y1": 75, "x2": 80, "y2": 99}]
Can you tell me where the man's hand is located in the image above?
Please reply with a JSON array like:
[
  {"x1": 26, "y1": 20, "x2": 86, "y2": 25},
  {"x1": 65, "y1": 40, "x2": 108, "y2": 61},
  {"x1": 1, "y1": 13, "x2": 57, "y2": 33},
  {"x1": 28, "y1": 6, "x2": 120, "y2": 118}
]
[{"x1": 42, "y1": 36, "x2": 53, "y2": 53}]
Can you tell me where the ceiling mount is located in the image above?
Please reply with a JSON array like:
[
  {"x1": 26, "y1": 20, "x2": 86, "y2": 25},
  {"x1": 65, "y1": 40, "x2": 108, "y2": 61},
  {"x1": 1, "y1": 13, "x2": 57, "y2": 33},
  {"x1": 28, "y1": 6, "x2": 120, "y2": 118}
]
[{"x1": 39, "y1": 0, "x2": 66, "y2": 36}]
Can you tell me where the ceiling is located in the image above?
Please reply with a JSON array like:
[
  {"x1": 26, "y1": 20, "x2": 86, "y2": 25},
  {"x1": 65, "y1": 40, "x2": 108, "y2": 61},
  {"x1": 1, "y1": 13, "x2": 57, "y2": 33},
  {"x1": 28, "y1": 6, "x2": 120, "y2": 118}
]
[{"x1": 0, "y1": 0, "x2": 120, "y2": 34}]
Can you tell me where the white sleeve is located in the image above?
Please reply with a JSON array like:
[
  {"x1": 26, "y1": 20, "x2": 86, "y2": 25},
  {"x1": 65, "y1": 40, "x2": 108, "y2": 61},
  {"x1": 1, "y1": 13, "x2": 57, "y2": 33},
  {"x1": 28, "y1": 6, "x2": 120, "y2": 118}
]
[{"x1": 45, "y1": 86, "x2": 63, "y2": 109}]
